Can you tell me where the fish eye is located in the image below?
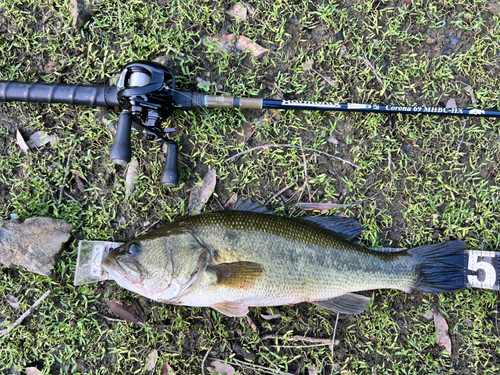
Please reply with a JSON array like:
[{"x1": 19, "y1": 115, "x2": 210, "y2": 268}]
[{"x1": 127, "y1": 242, "x2": 142, "y2": 256}]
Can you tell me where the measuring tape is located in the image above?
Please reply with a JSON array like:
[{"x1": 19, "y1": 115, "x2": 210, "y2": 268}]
[{"x1": 465, "y1": 250, "x2": 499, "y2": 290}]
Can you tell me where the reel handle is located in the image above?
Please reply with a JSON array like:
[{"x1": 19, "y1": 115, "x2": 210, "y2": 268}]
[
  {"x1": 109, "y1": 110, "x2": 133, "y2": 165},
  {"x1": 161, "y1": 141, "x2": 179, "y2": 187}
]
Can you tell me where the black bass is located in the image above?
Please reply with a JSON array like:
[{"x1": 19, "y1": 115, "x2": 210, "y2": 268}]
[{"x1": 101, "y1": 200, "x2": 466, "y2": 317}]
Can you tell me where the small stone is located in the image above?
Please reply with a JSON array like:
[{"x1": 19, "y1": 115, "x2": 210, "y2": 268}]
[
  {"x1": 425, "y1": 37, "x2": 436, "y2": 45},
  {"x1": 450, "y1": 33, "x2": 460, "y2": 45},
  {"x1": 423, "y1": 311, "x2": 433, "y2": 320}
]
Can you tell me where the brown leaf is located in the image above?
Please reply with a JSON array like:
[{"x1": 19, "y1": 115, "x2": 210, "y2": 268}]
[
  {"x1": 235, "y1": 121, "x2": 256, "y2": 144},
  {"x1": 146, "y1": 349, "x2": 158, "y2": 371},
  {"x1": 25, "y1": 367, "x2": 41, "y2": 375},
  {"x1": 224, "y1": 193, "x2": 238, "y2": 210},
  {"x1": 236, "y1": 35, "x2": 268, "y2": 58},
  {"x1": 125, "y1": 160, "x2": 139, "y2": 199},
  {"x1": 16, "y1": 129, "x2": 29, "y2": 153},
  {"x1": 433, "y1": 309, "x2": 452, "y2": 354},
  {"x1": 227, "y1": 4, "x2": 247, "y2": 21},
  {"x1": 446, "y1": 98, "x2": 457, "y2": 109},
  {"x1": 208, "y1": 360, "x2": 236, "y2": 375},
  {"x1": 106, "y1": 300, "x2": 146, "y2": 326},
  {"x1": 70, "y1": 169, "x2": 89, "y2": 183},
  {"x1": 161, "y1": 363, "x2": 176, "y2": 375},
  {"x1": 188, "y1": 169, "x2": 217, "y2": 215},
  {"x1": 6, "y1": 294, "x2": 19, "y2": 309}
]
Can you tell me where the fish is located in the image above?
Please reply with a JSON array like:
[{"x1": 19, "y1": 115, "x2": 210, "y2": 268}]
[{"x1": 101, "y1": 199, "x2": 467, "y2": 317}]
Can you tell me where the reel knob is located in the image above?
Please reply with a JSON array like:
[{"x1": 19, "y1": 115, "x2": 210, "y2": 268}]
[
  {"x1": 109, "y1": 110, "x2": 133, "y2": 165},
  {"x1": 161, "y1": 141, "x2": 179, "y2": 187}
]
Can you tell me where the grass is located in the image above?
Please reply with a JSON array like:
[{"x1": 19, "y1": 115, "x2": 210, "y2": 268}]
[{"x1": 0, "y1": 0, "x2": 499, "y2": 373}]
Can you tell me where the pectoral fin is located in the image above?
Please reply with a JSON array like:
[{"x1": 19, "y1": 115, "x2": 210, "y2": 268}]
[
  {"x1": 312, "y1": 293, "x2": 372, "y2": 314},
  {"x1": 208, "y1": 261, "x2": 264, "y2": 290},
  {"x1": 212, "y1": 301, "x2": 249, "y2": 317}
]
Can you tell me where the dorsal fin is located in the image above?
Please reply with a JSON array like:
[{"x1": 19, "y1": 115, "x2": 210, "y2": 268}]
[
  {"x1": 230, "y1": 198, "x2": 273, "y2": 215},
  {"x1": 301, "y1": 216, "x2": 365, "y2": 241}
]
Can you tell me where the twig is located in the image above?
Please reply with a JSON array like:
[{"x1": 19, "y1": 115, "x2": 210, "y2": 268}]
[
  {"x1": 201, "y1": 346, "x2": 212, "y2": 375},
  {"x1": 358, "y1": 55, "x2": 387, "y2": 101},
  {"x1": 262, "y1": 334, "x2": 336, "y2": 344},
  {"x1": 230, "y1": 358, "x2": 293, "y2": 375},
  {"x1": 98, "y1": 314, "x2": 128, "y2": 324},
  {"x1": 226, "y1": 144, "x2": 360, "y2": 169},
  {"x1": 331, "y1": 314, "x2": 339, "y2": 359},
  {"x1": 59, "y1": 142, "x2": 77, "y2": 205},
  {"x1": 266, "y1": 184, "x2": 295, "y2": 205},
  {"x1": 38, "y1": 178, "x2": 79, "y2": 202},
  {"x1": 271, "y1": 343, "x2": 338, "y2": 349},
  {"x1": 299, "y1": 137, "x2": 311, "y2": 202},
  {"x1": 245, "y1": 315, "x2": 258, "y2": 331},
  {"x1": 457, "y1": 119, "x2": 467, "y2": 152},
  {"x1": 0, "y1": 290, "x2": 51, "y2": 336},
  {"x1": 464, "y1": 86, "x2": 477, "y2": 106}
]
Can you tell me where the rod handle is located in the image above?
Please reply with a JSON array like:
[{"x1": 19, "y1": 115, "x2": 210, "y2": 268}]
[
  {"x1": 109, "y1": 111, "x2": 133, "y2": 165},
  {"x1": 161, "y1": 141, "x2": 179, "y2": 187}
]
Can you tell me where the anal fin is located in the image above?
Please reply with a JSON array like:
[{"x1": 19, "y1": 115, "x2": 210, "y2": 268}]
[
  {"x1": 212, "y1": 301, "x2": 249, "y2": 317},
  {"x1": 312, "y1": 293, "x2": 372, "y2": 314},
  {"x1": 208, "y1": 261, "x2": 264, "y2": 290}
]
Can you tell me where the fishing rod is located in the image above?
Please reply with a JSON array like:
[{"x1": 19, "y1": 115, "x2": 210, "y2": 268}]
[{"x1": 1, "y1": 61, "x2": 498, "y2": 186}]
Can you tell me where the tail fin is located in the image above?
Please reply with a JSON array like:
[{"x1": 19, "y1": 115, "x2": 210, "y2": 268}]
[{"x1": 409, "y1": 240, "x2": 467, "y2": 293}]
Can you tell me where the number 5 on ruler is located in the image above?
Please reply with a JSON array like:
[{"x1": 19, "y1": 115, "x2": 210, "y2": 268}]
[{"x1": 466, "y1": 251, "x2": 499, "y2": 290}]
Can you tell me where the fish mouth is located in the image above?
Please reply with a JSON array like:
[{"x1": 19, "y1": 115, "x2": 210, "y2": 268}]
[{"x1": 102, "y1": 256, "x2": 144, "y2": 285}]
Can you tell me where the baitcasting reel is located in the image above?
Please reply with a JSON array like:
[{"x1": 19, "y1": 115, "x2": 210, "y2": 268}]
[{"x1": 1, "y1": 61, "x2": 499, "y2": 187}]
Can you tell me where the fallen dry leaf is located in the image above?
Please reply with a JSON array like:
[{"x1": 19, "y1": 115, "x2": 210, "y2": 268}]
[
  {"x1": 446, "y1": 98, "x2": 457, "y2": 109},
  {"x1": 339, "y1": 45, "x2": 349, "y2": 59},
  {"x1": 6, "y1": 294, "x2": 19, "y2": 309},
  {"x1": 146, "y1": 349, "x2": 158, "y2": 371},
  {"x1": 188, "y1": 169, "x2": 217, "y2": 215},
  {"x1": 125, "y1": 160, "x2": 139, "y2": 199},
  {"x1": 161, "y1": 363, "x2": 176, "y2": 375},
  {"x1": 25, "y1": 367, "x2": 41, "y2": 375},
  {"x1": 28, "y1": 131, "x2": 55, "y2": 148},
  {"x1": 224, "y1": 193, "x2": 238, "y2": 210},
  {"x1": 70, "y1": 169, "x2": 89, "y2": 183},
  {"x1": 236, "y1": 35, "x2": 268, "y2": 58},
  {"x1": 227, "y1": 4, "x2": 247, "y2": 21},
  {"x1": 16, "y1": 129, "x2": 29, "y2": 153},
  {"x1": 433, "y1": 309, "x2": 452, "y2": 354},
  {"x1": 235, "y1": 121, "x2": 256, "y2": 144},
  {"x1": 209, "y1": 360, "x2": 236, "y2": 375},
  {"x1": 106, "y1": 300, "x2": 146, "y2": 326}
]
